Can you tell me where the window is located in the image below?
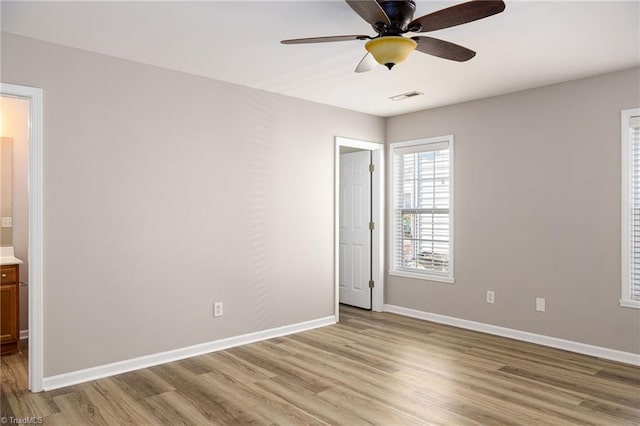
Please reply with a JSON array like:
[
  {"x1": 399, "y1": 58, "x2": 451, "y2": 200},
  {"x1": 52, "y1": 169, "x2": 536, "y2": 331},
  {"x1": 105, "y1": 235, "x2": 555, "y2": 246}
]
[
  {"x1": 390, "y1": 136, "x2": 454, "y2": 283},
  {"x1": 622, "y1": 108, "x2": 640, "y2": 308}
]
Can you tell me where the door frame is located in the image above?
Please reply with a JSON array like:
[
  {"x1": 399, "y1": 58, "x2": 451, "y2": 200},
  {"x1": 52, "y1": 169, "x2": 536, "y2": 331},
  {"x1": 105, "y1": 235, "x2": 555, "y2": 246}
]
[
  {"x1": 1, "y1": 83, "x2": 44, "y2": 392},
  {"x1": 334, "y1": 137, "x2": 384, "y2": 320}
]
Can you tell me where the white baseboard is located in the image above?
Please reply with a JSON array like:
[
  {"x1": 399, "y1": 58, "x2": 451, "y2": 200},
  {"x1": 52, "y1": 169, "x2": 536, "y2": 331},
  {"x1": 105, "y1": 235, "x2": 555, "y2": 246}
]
[
  {"x1": 20, "y1": 330, "x2": 29, "y2": 340},
  {"x1": 42, "y1": 315, "x2": 336, "y2": 391},
  {"x1": 384, "y1": 304, "x2": 640, "y2": 366}
]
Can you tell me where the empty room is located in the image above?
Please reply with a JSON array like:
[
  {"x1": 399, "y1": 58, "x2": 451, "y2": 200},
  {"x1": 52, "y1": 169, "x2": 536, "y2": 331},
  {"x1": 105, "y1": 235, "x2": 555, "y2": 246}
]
[{"x1": 1, "y1": 1, "x2": 639, "y2": 424}]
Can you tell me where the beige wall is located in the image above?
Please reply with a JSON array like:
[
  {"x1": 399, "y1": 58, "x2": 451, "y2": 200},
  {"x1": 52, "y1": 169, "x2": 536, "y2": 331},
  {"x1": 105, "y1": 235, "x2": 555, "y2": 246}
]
[
  {"x1": 386, "y1": 67, "x2": 640, "y2": 354},
  {"x1": 0, "y1": 97, "x2": 29, "y2": 333},
  {"x1": 1, "y1": 33, "x2": 385, "y2": 377}
]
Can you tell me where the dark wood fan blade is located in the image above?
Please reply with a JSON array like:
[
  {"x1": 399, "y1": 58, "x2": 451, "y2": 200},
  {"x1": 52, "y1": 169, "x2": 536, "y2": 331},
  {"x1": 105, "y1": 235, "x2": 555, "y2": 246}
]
[
  {"x1": 355, "y1": 52, "x2": 378, "y2": 73},
  {"x1": 413, "y1": 36, "x2": 476, "y2": 62},
  {"x1": 345, "y1": 0, "x2": 391, "y2": 27},
  {"x1": 281, "y1": 35, "x2": 370, "y2": 44},
  {"x1": 410, "y1": 0, "x2": 505, "y2": 33}
]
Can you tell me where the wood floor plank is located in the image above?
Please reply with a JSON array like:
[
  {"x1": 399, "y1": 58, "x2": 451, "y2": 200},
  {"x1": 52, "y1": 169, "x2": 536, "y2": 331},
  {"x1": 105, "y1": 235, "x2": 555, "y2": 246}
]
[
  {"x1": 579, "y1": 398, "x2": 640, "y2": 424},
  {"x1": 316, "y1": 384, "x2": 427, "y2": 426},
  {"x1": 83, "y1": 378, "x2": 159, "y2": 425},
  {"x1": 499, "y1": 365, "x2": 640, "y2": 408},
  {"x1": 1, "y1": 306, "x2": 638, "y2": 425},
  {"x1": 197, "y1": 352, "x2": 276, "y2": 386},
  {"x1": 227, "y1": 345, "x2": 334, "y2": 394},
  {"x1": 149, "y1": 362, "x2": 267, "y2": 424},
  {"x1": 199, "y1": 370, "x2": 328, "y2": 425},
  {"x1": 143, "y1": 391, "x2": 224, "y2": 426},
  {"x1": 0, "y1": 383, "x2": 15, "y2": 419},
  {"x1": 111, "y1": 369, "x2": 175, "y2": 400},
  {"x1": 41, "y1": 412, "x2": 74, "y2": 425},
  {"x1": 396, "y1": 367, "x2": 614, "y2": 426},
  {"x1": 52, "y1": 388, "x2": 111, "y2": 426},
  {"x1": 466, "y1": 345, "x2": 602, "y2": 376},
  {"x1": 596, "y1": 367, "x2": 640, "y2": 386},
  {"x1": 21, "y1": 390, "x2": 61, "y2": 417},
  {"x1": 287, "y1": 331, "x2": 402, "y2": 374},
  {"x1": 254, "y1": 376, "x2": 378, "y2": 426}
]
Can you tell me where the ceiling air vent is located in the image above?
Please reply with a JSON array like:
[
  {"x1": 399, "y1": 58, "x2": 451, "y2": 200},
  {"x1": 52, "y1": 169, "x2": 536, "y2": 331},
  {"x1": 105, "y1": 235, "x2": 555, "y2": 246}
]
[{"x1": 389, "y1": 91, "x2": 424, "y2": 102}]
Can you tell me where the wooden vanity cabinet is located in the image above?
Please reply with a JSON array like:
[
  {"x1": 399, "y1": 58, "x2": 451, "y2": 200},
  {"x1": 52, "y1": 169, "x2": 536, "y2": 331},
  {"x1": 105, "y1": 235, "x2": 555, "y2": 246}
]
[{"x1": 0, "y1": 264, "x2": 19, "y2": 355}]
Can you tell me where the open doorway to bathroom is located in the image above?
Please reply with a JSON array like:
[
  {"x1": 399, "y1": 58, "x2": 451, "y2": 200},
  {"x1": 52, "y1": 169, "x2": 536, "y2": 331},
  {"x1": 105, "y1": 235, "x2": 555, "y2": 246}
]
[{"x1": 1, "y1": 94, "x2": 30, "y2": 389}]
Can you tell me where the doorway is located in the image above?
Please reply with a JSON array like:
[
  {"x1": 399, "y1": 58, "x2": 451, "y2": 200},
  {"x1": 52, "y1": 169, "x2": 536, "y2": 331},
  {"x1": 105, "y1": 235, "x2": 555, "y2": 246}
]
[
  {"x1": 0, "y1": 83, "x2": 44, "y2": 392},
  {"x1": 334, "y1": 137, "x2": 384, "y2": 319}
]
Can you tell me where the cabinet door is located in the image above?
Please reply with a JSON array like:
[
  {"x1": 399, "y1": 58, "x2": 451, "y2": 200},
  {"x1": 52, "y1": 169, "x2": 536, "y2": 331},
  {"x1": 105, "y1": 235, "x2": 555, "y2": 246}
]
[{"x1": 0, "y1": 284, "x2": 17, "y2": 343}]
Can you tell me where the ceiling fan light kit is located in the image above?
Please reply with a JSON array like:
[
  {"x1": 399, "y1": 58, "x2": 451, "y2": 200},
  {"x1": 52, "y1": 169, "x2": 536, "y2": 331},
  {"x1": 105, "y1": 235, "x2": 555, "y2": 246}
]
[
  {"x1": 281, "y1": 0, "x2": 506, "y2": 72},
  {"x1": 365, "y1": 36, "x2": 417, "y2": 69}
]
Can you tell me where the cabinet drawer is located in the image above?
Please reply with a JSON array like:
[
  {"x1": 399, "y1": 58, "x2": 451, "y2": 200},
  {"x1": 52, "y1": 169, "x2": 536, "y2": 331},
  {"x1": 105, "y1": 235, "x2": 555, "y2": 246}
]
[{"x1": 0, "y1": 266, "x2": 17, "y2": 284}]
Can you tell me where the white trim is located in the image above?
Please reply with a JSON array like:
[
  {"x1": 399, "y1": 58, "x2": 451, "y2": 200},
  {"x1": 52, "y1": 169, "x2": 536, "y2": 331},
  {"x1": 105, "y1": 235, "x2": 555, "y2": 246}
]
[
  {"x1": 394, "y1": 141, "x2": 449, "y2": 156},
  {"x1": 371, "y1": 145, "x2": 385, "y2": 312},
  {"x1": 20, "y1": 329, "x2": 29, "y2": 340},
  {"x1": 621, "y1": 108, "x2": 640, "y2": 309},
  {"x1": 1, "y1": 83, "x2": 44, "y2": 392},
  {"x1": 384, "y1": 304, "x2": 640, "y2": 366},
  {"x1": 620, "y1": 299, "x2": 640, "y2": 309},
  {"x1": 388, "y1": 135, "x2": 455, "y2": 283},
  {"x1": 388, "y1": 270, "x2": 455, "y2": 284},
  {"x1": 335, "y1": 137, "x2": 382, "y2": 152},
  {"x1": 389, "y1": 135, "x2": 449, "y2": 150},
  {"x1": 43, "y1": 315, "x2": 335, "y2": 391},
  {"x1": 334, "y1": 137, "x2": 385, "y2": 313}
]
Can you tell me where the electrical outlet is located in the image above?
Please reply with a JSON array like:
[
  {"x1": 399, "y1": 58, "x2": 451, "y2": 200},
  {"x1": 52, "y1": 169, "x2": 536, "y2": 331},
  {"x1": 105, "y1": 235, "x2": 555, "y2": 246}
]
[
  {"x1": 214, "y1": 302, "x2": 223, "y2": 317},
  {"x1": 536, "y1": 297, "x2": 546, "y2": 312},
  {"x1": 486, "y1": 290, "x2": 495, "y2": 304}
]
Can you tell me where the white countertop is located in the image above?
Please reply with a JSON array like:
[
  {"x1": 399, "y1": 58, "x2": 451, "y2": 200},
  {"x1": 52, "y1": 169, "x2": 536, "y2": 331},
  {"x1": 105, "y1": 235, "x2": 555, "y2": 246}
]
[{"x1": 0, "y1": 247, "x2": 23, "y2": 265}]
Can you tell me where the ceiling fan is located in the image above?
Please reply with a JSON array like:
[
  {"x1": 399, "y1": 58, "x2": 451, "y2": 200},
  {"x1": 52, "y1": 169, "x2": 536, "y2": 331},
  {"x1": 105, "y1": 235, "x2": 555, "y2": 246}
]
[{"x1": 281, "y1": 0, "x2": 505, "y2": 72}]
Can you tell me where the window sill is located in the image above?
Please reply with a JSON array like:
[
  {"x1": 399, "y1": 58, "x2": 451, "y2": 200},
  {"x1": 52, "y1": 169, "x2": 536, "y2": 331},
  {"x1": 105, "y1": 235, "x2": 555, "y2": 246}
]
[
  {"x1": 389, "y1": 269, "x2": 455, "y2": 284},
  {"x1": 619, "y1": 299, "x2": 640, "y2": 309}
]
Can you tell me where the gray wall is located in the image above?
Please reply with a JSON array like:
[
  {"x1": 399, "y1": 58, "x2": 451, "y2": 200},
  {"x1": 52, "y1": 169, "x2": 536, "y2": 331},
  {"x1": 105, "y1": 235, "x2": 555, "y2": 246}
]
[
  {"x1": 1, "y1": 33, "x2": 385, "y2": 377},
  {"x1": 386, "y1": 67, "x2": 640, "y2": 354}
]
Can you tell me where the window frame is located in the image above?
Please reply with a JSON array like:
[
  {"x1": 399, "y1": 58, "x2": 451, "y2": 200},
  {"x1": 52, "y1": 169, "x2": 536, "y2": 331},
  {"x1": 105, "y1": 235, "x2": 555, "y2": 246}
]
[
  {"x1": 388, "y1": 135, "x2": 455, "y2": 284},
  {"x1": 621, "y1": 108, "x2": 640, "y2": 309}
]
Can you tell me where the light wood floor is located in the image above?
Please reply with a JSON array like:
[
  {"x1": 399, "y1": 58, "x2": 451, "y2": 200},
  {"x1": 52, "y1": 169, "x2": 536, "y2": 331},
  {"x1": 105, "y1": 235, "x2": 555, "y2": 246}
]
[{"x1": 1, "y1": 306, "x2": 639, "y2": 425}]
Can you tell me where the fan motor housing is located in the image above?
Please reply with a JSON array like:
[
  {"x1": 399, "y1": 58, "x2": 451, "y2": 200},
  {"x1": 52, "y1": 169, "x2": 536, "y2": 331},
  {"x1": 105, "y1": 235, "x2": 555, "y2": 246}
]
[{"x1": 377, "y1": 0, "x2": 417, "y2": 34}]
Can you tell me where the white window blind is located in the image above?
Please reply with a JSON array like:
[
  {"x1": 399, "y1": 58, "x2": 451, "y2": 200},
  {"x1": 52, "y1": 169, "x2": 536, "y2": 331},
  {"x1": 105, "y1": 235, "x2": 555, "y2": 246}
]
[
  {"x1": 622, "y1": 108, "x2": 640, "y2": 308},
  {"x1": 390, "y1": 137, "x2": 453, "y2": 282}
]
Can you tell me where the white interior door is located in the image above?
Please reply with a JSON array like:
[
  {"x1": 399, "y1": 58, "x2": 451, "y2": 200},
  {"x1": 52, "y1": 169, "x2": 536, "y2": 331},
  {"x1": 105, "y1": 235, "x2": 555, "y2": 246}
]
[{"x1": 339, "y1": 150, "x2": 371, "y2": 309}]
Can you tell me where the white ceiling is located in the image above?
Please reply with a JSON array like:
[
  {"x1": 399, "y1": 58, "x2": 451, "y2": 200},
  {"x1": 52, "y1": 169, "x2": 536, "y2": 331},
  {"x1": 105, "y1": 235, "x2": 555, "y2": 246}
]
[{"x1": 2, "y1": 1, "x2": 639, "y2": 117}]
